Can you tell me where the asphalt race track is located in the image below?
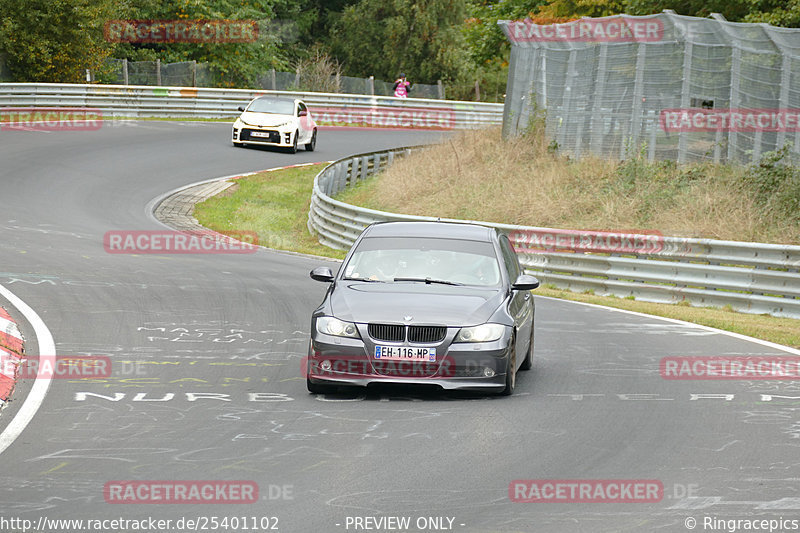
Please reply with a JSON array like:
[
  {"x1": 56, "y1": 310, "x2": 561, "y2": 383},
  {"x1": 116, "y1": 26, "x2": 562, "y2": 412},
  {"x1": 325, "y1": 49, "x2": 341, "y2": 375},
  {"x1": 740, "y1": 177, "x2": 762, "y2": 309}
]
[{"x1": 1, "y1": 121, "x2": 799, "y2": 533}]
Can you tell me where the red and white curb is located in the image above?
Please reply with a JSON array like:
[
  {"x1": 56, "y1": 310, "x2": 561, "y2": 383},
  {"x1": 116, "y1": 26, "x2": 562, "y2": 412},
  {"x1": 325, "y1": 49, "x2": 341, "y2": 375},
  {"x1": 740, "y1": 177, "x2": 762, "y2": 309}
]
[{"x1": 0, "y1": 307, "x2": 24, "y2": 405}]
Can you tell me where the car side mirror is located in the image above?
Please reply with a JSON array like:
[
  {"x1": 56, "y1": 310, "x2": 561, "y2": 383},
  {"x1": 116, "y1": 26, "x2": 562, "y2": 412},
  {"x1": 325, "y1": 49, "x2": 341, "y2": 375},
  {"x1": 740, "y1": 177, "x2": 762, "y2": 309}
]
[
  {"x1": 298, "y1": 110, "x2": 308, "y2": 117},
  {"x1": 512, "y1": 274, "x2": 540, "y2": 291},
  {"x1": 237, "y1": 106, "x2": 245, "y2": 112},
  {"x1": 310, "y1": 266, "x2": 334, "y2": 283}
]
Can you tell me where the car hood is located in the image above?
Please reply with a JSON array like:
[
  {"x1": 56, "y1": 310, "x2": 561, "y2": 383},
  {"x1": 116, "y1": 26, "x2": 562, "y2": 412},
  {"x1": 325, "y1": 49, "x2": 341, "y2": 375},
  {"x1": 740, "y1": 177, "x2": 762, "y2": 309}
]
[
  {"x1": 329, "y1": 281, "x2": 505, "y2": 326},
  {"x1": 238, "y1": 112, "x2": 295, "y2": 128}
]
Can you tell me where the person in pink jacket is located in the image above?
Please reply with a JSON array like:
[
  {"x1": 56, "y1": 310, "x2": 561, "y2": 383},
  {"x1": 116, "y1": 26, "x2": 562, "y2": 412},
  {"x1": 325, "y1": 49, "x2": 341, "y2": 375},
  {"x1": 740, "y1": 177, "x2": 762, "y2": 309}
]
[{"x1": 393, "y1": 73, "x2": 411, "y2": 98}]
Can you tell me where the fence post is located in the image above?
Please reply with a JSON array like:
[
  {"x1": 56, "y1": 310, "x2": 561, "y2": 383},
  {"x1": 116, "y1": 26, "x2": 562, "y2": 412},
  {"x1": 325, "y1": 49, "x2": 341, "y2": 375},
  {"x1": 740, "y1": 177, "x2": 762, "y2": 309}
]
[
  {"x1": 156, "y1": 59, "x2": 161, "y2": 86},
  {"x1": 677, "y1": 41, "x2": 692, "y2": 164},
  {"x1": 437, "y1": 80, "x2": 444, "y2": 100},
  {"x1": 367, "y1": 75, "x2": 374, "y2": 95},
  {"x1": 122, "y1": 58, "x2": 129, "y2": 86},
  {"x1": 191, "y1": 60, "x2": 197, "y2": 87},
  {"x1": 557, "y1": 49, "x2": 577, "y2": 154},
  {"x1": 727, "y1": 46, "x2": 742, "y2": 162},
  {"x1": 589, "y1": 44, "x2": 609, "y2": 156},
  {"x1": 628, "y1": 43, "x2": 647, "y2": 157},
  {"x1": 474, "y1": 80, "x2": 480, "y2": 101},
  {"x1": 270, "y1": 68, "x2": 276, "y2": 91},
  {"x1": 294, "y1": 67, "x2": 300, "y2": 89}
]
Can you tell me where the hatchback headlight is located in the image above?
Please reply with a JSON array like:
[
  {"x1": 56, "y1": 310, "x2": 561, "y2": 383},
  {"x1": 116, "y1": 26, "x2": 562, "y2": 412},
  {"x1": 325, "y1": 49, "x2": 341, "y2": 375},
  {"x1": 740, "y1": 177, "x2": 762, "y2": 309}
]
[
  {"x1": 316, "y1": 316, "x2": 359, "y2": 338},
  {"x1": 454, "y1": 323, "x2": 506, "y2": 343}
]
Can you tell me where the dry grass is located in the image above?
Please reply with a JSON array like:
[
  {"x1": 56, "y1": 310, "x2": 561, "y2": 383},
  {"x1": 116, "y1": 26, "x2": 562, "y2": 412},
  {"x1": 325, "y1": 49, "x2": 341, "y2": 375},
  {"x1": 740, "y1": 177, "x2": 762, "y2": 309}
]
[{"x1": 339, "y1": 127, "x2": 800, "y2": 244}]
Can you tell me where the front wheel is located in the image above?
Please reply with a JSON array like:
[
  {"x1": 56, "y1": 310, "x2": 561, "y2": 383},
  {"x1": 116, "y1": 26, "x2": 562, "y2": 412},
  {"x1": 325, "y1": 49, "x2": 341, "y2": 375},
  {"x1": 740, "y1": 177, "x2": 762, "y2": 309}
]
[
  {"x1": 305, "y1": 129, "x2": 317, "y2": 152},
  {"x1": 288, "y1": 131, "x2": 298, "y2": 154},
  {"x1": 499, "y1": 335, "x2": 516, "y2": 396},
  {"x1": 520, "y1": 329, "x2": 533, "y2": 371},
  {"x1": 307, "y1": 377, "x2": 336, "y2": 394}
]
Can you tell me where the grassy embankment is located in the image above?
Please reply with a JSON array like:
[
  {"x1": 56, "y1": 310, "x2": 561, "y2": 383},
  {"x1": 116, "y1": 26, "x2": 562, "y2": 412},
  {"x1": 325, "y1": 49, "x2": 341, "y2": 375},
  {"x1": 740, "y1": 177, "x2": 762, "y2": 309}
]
[{"x1": 195, "y1": 127, "x2": 800, "y2": 348}]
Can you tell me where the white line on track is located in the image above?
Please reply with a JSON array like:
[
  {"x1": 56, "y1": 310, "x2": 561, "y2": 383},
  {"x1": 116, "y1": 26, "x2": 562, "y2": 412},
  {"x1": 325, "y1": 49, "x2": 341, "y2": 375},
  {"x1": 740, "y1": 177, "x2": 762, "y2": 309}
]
[
  {"x1": 0, "y1": 283, "x2": 55, "y2": 455},
  {"x1": 536, "y1": 295, "x2": 800, "y2": 355}
]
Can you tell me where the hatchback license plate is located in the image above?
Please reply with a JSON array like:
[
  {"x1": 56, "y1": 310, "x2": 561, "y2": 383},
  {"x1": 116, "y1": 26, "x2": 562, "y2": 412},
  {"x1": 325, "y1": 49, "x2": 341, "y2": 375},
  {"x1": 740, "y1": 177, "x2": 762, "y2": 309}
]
[
  {"x1": 251, "y1": 131, "x2": 271, "y2": 138},
  {"x1": 374, "y1": 346, "x2": 436, "y2": 362}
]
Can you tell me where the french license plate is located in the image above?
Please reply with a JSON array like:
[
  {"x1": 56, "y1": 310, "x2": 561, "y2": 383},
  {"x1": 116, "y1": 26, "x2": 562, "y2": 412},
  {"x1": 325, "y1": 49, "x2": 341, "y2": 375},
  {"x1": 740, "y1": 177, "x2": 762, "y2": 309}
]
[
  {"x1": 374, "y1": 346, "x2": 436, "y2": 362},
  {"x1": 251, "y1": 131, "x2": 271, "y2": 138}
]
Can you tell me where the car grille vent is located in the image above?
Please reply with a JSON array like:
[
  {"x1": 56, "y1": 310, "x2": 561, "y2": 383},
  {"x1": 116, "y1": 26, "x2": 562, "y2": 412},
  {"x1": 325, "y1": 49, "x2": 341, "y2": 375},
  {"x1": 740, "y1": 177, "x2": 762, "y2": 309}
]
[
  {"x1": 408, "y1": 326, "x2": 446, "y2": 343},
  {"x1": 368, "y1": 324, "x2": 446, "y2": 343},
  {"x1": 368, "y1": 324, "x2": 404, "y2": 342}
]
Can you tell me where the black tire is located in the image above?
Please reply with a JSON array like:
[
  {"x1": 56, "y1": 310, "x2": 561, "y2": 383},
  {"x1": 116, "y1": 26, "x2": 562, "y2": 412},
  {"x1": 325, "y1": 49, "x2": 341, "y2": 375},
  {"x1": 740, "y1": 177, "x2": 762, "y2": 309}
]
[
  {"x1": 288, "y1": 131, "x2": 298, "y2": 154},
  {"x1": 305, "y1": 129, "x2": 317, "y2": 152},
  {"x1": 500, "y1": 335, "x2": 517, "y2": 396},
  {"x1": 520, "y1": 329, "x2": 533, "y2": 371},
  {"x1": 307, "y1": 376, "x2": 335, "y2": 394}
]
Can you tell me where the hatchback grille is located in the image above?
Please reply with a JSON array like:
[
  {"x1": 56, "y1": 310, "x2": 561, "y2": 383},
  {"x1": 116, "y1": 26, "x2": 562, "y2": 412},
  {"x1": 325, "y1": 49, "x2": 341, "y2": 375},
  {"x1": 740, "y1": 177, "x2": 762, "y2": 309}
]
[
  {"x1": 408, "y1": 326, "x2": 446, "y2": 343},
  {"x1": 368, "y1": 324, "x2": 446, "y2": 344},
  {"x1": 240, "y1": 128, "x2": 280, "y2": 143},
  {"x1": 368, "y1": 324, "x2": 404, "y2": 342}
]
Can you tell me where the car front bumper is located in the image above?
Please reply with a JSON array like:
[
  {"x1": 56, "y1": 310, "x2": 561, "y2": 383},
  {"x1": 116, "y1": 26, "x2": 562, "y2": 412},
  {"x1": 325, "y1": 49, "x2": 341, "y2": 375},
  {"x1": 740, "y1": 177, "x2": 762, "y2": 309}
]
[
  {"x1": 306, "y1": 330, "x2": 513, "y2": 392},
  {"x1": 232, "y1": 124, "x2": 294, "y2": 147}
]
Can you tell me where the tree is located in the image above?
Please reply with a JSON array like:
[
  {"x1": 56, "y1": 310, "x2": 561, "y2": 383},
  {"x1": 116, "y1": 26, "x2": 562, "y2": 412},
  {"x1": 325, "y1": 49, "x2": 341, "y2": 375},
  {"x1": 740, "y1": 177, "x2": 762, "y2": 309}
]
[
  {"x1": 109, "y1": 0, "x2": 290, "y2": 87},
  {"x1": 329, "y1": 0, "x2": 469, "y2": 84},
  {"x1": 621, "y1": 0, "x2": 750, "y2": 20},
  {"x1": 744, "y1": 0, "x2": 800, "y2": 27},
  {"x1": 0, "y1": 0, "x2": 119, "y2": 82},
  {"x1": 537, "y1": 0, "x2": 624, "y2": 19}
]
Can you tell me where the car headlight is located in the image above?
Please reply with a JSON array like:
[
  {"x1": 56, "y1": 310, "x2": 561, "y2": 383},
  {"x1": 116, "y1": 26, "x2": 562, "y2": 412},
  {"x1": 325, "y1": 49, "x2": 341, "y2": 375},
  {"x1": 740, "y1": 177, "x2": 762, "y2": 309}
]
[
  {"x1": 454, "y1": 323, "x2": 507, "y2": 343},
  {"x1": 316, "y1": 316, "x2": 359, "y2": 338}
]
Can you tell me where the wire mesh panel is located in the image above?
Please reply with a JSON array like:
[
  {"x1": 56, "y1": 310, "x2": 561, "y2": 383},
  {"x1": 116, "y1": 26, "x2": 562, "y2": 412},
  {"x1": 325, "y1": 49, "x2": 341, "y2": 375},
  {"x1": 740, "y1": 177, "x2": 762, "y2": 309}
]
[{"x1": 499, "y1": 12, "x2": 800, "y2": 164}]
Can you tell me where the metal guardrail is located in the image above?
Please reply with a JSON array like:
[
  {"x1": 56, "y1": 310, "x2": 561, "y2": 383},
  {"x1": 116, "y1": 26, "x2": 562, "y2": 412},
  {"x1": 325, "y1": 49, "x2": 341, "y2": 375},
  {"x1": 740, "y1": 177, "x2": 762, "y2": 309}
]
[
  {"x1": 0, "y1": 83, "x2": 502, "y2": 129},
  {"x1": 308, "y1": 148, "x2": 800, "y2": 319}
]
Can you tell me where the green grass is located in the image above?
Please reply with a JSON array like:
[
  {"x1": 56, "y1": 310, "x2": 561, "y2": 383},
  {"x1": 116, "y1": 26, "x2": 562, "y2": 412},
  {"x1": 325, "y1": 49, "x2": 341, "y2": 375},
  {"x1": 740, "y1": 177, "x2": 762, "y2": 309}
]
[
  {"x1": 194, "y1": 164, "x2": 800, "y2": 350},
  {"x1": 193, "y1": 164, "x2": 346, "y2": 260}
]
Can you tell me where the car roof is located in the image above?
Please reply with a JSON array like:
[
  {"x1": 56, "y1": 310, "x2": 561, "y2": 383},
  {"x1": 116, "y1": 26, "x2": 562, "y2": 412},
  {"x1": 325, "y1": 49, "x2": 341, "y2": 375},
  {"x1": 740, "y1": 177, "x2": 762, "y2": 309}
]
[
  {"x1": 252, "y1": 96, "x2": 302, "y2": 104},
  {"x1": 363, "y1": 221, "x2": 495, "y2": 242}
]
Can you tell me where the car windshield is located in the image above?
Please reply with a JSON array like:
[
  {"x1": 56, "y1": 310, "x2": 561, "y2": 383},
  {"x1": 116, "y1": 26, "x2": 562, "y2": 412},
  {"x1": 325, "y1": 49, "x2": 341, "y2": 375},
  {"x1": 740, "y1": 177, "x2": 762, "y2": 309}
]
[
  {"x1": 246, "y1": 98, "x2": 295, "y2": 115},
  {"x1": 342, "y1": 236, "x2": 502, "y2": 287}
]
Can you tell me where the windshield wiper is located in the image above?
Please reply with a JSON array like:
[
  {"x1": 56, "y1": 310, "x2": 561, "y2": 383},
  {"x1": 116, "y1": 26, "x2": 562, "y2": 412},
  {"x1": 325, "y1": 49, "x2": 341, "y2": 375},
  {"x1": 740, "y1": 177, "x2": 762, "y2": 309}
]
[
  {"x1": 393, "y1": 277, "x2": 463, "y2": 286},
  {"x1": 344, "y1": 277, "x2": 385, "y2": 283}
]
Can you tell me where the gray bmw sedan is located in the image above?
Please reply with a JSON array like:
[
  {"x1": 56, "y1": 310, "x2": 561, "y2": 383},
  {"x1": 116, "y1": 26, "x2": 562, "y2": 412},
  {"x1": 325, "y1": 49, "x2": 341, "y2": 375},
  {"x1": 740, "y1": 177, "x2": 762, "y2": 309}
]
[{"x1": 306, "y1": 221, "x2": 539, "y2": 396}]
